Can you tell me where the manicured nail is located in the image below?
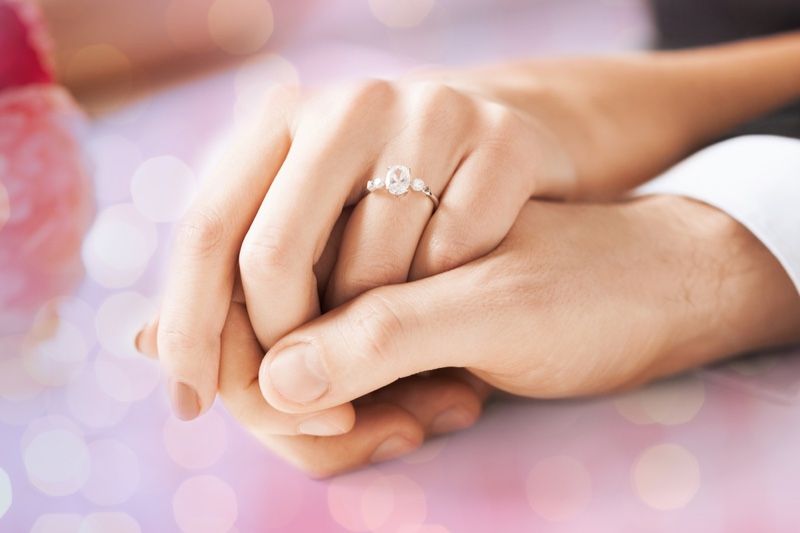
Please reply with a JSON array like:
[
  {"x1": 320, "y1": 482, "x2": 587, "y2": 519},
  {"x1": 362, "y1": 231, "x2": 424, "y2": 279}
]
[
  {"x1": 371, "y1": 436, "x2": 416, "y2": 463},
  {"x1": 169, "y1": 379, "x2": 201, "y2": 421},
  {"x1": 297, "y1": 416, "x2": 346, "y2": 436},
  {"x1": 269, "y1": 344, "x2": 329, "y2": 404},
  {"x1": 430, "y1": 406, "x2": 475, "y2": 435}
]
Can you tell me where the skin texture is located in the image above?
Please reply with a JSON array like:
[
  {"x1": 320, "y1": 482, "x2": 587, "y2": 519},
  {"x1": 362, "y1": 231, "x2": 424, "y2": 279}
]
[
  {"x1": 138, "y1": 196, "x2": 800, "y2": 477},
  {"x1": 146, "y1": 32, "x2": 800, "y2": 423}
]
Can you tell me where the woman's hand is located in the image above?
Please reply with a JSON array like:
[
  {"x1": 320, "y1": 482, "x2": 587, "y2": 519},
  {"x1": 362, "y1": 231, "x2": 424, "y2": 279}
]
[
  {"x1": 151, "y1": 76, "x2": 575, "y2": 421},
  {"x1": 140, "y1": 196, "x2": 800, "y2": 475}
]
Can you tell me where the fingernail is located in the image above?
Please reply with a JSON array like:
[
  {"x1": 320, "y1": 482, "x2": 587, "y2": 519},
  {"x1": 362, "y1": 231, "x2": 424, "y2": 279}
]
[
  {"x1": 430, "y1": 406, "x2": 475, "y2": 435},
  {"x1": 135, "y1": 318, "x2": 158, "y2": 357},
  {"x1": 169, "y1": 379, "x2": 201, "y2": 421},
  {"x1": 371, "y1": 436, "x2": 416, "y2": 463},
  {"x1": 269, "y1": 344, "x2": 330, "y2": 404},
  {"x1": 297, "y1": 416, "x2": 346, "y2": 436}
]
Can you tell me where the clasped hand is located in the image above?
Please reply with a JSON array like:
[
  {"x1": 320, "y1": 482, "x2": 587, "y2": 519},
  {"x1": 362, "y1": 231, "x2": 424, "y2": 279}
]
[{"x1": 136, "y1": 72, "x2": 800, "y2": 477}]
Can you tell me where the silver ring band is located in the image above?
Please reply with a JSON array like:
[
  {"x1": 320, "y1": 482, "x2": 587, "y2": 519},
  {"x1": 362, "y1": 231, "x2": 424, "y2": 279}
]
[{"x1": 366, "y1": 165, "x2": 439, "y2": 211}]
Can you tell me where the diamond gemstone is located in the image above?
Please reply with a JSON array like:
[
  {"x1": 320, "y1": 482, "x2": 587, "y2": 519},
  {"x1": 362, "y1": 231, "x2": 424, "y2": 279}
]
[
  {"x1": 386, "y1": 165, "x2": 411, "y2": 196},
  {"x1": 373, "y1": 176, "x2": 384, "y2": 188},
  {"x1": 367, "y1": 180, "x2": 376, "y2": 191},
  {"x1": 411, "y1": 178, "x2": 425, "y2": 191}
]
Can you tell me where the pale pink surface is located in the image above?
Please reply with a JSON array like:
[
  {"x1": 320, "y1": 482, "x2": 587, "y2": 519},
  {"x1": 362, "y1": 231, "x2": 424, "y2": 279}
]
[{"x1": 0, "y1": 86, "x2": 93, "y2": 335}]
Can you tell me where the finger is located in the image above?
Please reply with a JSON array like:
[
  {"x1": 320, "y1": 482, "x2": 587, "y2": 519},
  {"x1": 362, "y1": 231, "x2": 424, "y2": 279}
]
[
  {"x1": 324, "y1": 84, "x2": 473, "y2": 308},
  {"x1": 239, "y1": 80, "x2": 398, "y2": 351},
  {"x1": 313, "y1": 207, "x2": 352, "y2": 308},
  {"x1": 260, "y1": 372, "x2": 491, "y2": 477},
  {"x1": 410, "y1": 113, "x2": 533, "y2": 280},
  {"x1": 218, "y1": 296, "x2": 355, "y2": 437},
  {"x1": 260, "y1": 403, "x2": 425, "y2": 478},
  {"x1": 157, "y1": 86, "x2": 296, "y2": 420},
  {"x1": 135, "y1": 316, "x2": 159, "y2": 359},
  {"x1": 367, "y1": 371, "x2": 486, "y2": 436},
  {"x1": 322, "y1": 167, "x2": 438, "y2": 310},
  {"x1": 259, "y1": 264, "x2": 494, "y2": 414}
]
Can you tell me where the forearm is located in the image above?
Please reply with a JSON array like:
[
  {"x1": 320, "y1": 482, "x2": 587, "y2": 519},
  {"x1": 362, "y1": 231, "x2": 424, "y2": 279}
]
[
  {"x1": 448, "y1": 32, "x2": 800, "y2": 198},
  {"x1": 36, "y1": 0, "x2": 275, "y2": 111}
]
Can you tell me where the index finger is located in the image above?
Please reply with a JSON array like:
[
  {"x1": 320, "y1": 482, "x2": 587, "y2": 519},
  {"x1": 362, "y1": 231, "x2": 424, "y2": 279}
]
[{"x1": 157, "y1": 87, "x2": 295, "y2": 420}]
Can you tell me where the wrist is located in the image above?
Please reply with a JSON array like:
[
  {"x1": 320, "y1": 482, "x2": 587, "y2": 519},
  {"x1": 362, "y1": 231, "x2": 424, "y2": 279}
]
[{"x1": 634, "y1": 195, "x2": 800, "y2": 381}]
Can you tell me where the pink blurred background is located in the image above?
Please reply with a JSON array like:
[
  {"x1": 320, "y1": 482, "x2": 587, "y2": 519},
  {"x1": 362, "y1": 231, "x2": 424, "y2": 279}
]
[{"x1": 2, "y1": 1, "x2": 800, "y2": 531}]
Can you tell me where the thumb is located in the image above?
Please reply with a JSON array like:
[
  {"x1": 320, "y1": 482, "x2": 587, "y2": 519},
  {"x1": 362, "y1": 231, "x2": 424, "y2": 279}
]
[{"x1": 259, "y1": 267, "x2": 485, "y2": 414}]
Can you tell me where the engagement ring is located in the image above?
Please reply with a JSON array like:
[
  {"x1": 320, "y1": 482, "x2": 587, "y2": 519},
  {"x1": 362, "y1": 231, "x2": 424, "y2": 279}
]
[{"x1": 366, "y1": 165, "x2": 439, "y2": 210}]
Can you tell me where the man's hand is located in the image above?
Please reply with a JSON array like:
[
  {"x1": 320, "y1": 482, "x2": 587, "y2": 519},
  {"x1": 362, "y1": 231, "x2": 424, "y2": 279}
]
[{"x1": 140, "y1": 196, "x2": 800, "y2": 476}]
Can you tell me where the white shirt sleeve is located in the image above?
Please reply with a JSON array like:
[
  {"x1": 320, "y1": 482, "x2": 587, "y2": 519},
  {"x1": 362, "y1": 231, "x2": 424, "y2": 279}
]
[{"x1": 636, "y1": 135, "x2": 800, "y2": 296}]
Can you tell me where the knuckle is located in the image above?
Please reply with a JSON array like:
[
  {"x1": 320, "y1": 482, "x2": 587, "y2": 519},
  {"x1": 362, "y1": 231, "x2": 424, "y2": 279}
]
[
  {"x1": 239, "y1": 227, "x2": 299, "y2": 279},
  {"x1": 342, "y1": 248, "x2": 408, "y2": 290},
  {"x1": 174, "y1": 207, "x2": 228, "y2": 260},
  {"x1": 414, "y1": 80, "x2": 457, "y2": 107},
  {"x1": 412, "y1": 81, "x2": 469, "y2": 125},
  {"x1": 424, "y1": 234, "x2": 473, "y2": 275},
  {"x1": 338, "y1": 78, "x2": 395, "y2": 117},
  {"x1": 481, "y1": 103, "x2": 524, "y2": 149},
  {"x1": 347, "y1": 294, "x2": 406, "y2": 363},
  {"x1": 158, "y1": 324, "x2": 208, "y2": 361}
]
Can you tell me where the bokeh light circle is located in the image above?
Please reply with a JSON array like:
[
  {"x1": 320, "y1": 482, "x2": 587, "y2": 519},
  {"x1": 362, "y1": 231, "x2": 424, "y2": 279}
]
[
  {"x1": 615, "y1": 373, "x2": 705, "y2": 426},
  {"x1": 173, "y1": 475, "x2": 238, "y2": 533},
  {"x1": 234, "y1": 459, "x2": 304, "y2": 530},
  {"x1": 614, "y1": 390, "x2": 656, "y2": 425},
  {"x1": 639, "y1": 374, "x2": 705, "y2": 426},
  {"x1": 94, "y1": 350, "x2": 161, "y2": 403},
  {"x1": 526, "y1": 456, "x2": 592, "y2": 522},
  {"x1": 131, "y1": 156, "x2": 197, "y2": 222},
  {"x1": 0, "y1": 467, "x2": 11, "y2": 519},
  {"x1": 80, "y1": 512, "x2": 142, "y2": 533},
  {"x1": 85, "y1": 135, "x2": 142, "y2": 205},
  {"x1": 163, "y1": 411, "x2": 228, "y2": 469},
  {"x1": 632, "y1": 443, "x2": 700, "y2": 510},
  {"x1": 233, "y1": 54, "x2": 299, "y2": 124},
  {"x1": 23, "y1": 429, "x2": 91, "y2": 496},
  {"x1": 208, "y1": 0, "x2": 274, "y2": 55},
  {"x1": 23, "y1": 319, "x2": 88, "y2": 387},
  {"x1": 65, "y1": 366, "x2": 131, "y2": 428},
  {"x1": 368, "y1": 0, "x2": 435, "y2": 28},
  {"x1": 362, "y1": 475, "x2": 427, "y2": 533},
  {"x1": 82, "y1": 204, "x2": 157, "y2": 289},
  {"x1": 31, "y1": 513, "x2": 84, "y2": 532},
  {"x1": 328, "y1": 468, "x2": 384, "y2": 532},
  {"x1": 81, "y1": 440, "x2": 141, "y2": 506},
  {"x1": 95, "y1": 292, "x2": 157, "y2": 359}
]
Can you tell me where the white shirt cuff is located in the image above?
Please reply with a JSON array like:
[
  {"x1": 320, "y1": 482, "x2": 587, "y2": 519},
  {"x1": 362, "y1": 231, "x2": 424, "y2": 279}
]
[{"x1": 637, "y1": 135, "x2": 800, "y2": 296}]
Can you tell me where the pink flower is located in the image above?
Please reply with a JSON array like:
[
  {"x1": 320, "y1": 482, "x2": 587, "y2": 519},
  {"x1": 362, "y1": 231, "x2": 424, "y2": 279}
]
[
  {"x1": 0, "y1": 0, "x2": 52, "y2": 90},
  {"x1": 0, "y1": 1, "x2": 94, "y2": 335}
]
